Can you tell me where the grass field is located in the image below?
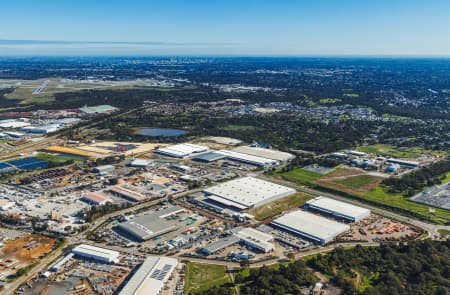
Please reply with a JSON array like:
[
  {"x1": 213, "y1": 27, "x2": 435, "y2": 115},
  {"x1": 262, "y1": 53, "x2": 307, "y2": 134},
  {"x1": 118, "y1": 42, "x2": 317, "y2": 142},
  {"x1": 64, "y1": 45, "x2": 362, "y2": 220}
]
[
  {"x1": 249, "y1": 192, "x2": 313, "y2": 220},
  {"x1": 184, "y1": 262, "x2": 233, "y2": 294},
  {"x1": 35, "y1": 153, "x2": 81, "y2": 164},
  {"x1": 319, "y1": 98, "x2": 342, "y2": 104},
  {"x1": 343, "y1": 93, "x2": 360, "y2": 97},
  {"x1": 438, "y1": 229, "x2": 450, "y2": 237},
  {"x1": 276, "y1": 167, "x2": 323, "y2": 185},
  {"x1": 363, "y1": 186, "x2": 450, "y2": 224},
  {"x1": 334, "y1": 175, "x2": 381, "y2": 189},
  {"x1": 356, "y1": 144, "x2": 449, "y2": 158},
  {"x1": 221, "y1": 124, "x2": 256, "y2": 131}
]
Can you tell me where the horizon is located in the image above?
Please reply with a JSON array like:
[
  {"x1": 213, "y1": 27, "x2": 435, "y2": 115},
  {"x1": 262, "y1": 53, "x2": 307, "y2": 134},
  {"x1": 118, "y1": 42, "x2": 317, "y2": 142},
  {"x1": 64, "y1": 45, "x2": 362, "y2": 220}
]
[{"x1": 1, "y1": 0, "x2": 450, "y2": 56}]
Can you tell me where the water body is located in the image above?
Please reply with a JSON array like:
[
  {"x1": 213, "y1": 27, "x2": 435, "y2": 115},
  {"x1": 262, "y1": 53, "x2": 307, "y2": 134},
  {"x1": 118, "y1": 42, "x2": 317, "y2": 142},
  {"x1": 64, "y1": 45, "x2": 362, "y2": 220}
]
[{"x1": 135, "y1": 128, "x2": 187, "y2": 137}]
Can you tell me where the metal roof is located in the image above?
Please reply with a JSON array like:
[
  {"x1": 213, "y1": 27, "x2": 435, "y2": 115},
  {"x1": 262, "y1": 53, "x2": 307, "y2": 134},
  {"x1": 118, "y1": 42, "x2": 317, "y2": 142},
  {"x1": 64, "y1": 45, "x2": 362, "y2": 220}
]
[
  {"x1": 119, "y1": 256, "x2": 178, "y2": 295},
  {"x1": 203, "y1": 177, "x2": 296, "y2": 209},
  {"x1": 192, "y1": 151, "x2": 226, "y2": 162},
  {"x1": 272, "y1": 210, "x2": 350, "y2": 243},
  {"x1": 306, "y1": 196, "x2": 370, "y2": 221},
  {"x1": 232, "y1": 146, "x2": 295, "y2": 162}
]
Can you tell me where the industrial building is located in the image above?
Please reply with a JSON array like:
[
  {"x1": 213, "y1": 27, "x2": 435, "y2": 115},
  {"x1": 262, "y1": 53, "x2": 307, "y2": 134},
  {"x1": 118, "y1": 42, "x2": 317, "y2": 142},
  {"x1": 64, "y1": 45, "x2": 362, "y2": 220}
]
[
  {"x1": 232, "y1": 146, "x2": 295, "y2": 163},
  {"x1": 305, "y1": 196, "x2": 371, "y2": 222},
  {"x1": 386, "y1": 158, "x2": 420, "y2": 168},
  {"x1": 116, "y1": 206, "x2": 184, "y2": 241},
  {"x1": 92, "y1": 165, "x2": 115, "y2": 175},
  {"x1": 50, "y1": 253, "x2": 74, "y2": 272},
  {"x1": 109, "y1": 186, "x2": 146, "y2": 202},
  {"x1": 272, "y1": 210, "x2": 350, "y2": 245},
  {"x1": 202, "y1": 177, "x2": 296, "y2": 211},
  {"x1": 81, "y1": 192, "x2": 111, "y2": 206},
  {"x1": 129, "y1": 158, "x2": 152, "y2": 168},
  {"x1": 21, "y1": 124, "x2": 60, "y2": 134},
  {"x1": 155, "y1": 143, "x2": 209, "y2": 158},
  {"x1": 192, "y1": 151, "x2": 226, "y2": 163},
  {"x1": 118, "y1": 256, "x2": 178, "y2": 295},
  {"x1": 216, "y1": 150, "x2": 279, "y2": 167},
  {"x1": 201, "y1": 227, "x2": 274, "y2": 255},
  {"x1": 72, "y1": 244, "x2": 120, "y2": 263}
]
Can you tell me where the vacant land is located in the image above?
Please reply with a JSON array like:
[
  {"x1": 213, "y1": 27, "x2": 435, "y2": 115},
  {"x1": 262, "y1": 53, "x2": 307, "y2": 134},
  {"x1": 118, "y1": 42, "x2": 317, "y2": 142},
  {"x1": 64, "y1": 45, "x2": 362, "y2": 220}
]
[
  {"x1": 334, "y1": 175, "x2": 382, "y2": 190},
  {"x1": 356, "y1": 144, "x2": 448, "y2": 158},
  {"x1": 276, "y1": 167, "x2": 323, "y2": 185},
  {"x1": 363, "y1": 186, "x2": 450, "y2": 224},
  {"x1": 322, "y1": 166, "x2": 364, "y2": 179},
  {"x1": 249, "y1": 192, "x2": 313, "y2": 220},
  {"x1": 184, "y1": 262, "x2": 232, "y2": 294}
]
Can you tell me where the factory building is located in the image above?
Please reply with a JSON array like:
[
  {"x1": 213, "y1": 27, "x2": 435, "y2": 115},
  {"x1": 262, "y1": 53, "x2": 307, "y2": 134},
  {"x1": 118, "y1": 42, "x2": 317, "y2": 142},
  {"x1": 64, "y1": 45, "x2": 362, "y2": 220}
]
[
  {"x1": 192, "y1": 151, "x2": 226, "y2": 163},
  {"x1": 201, "y1": 228, "x2": 274, "y2": 255},
  {"x1": 202, "y1": 177, "x2": 296, "y2": 211},
  {"x1": 216, "y1": 150, "x2": 279, "y2": 167},
  {"x1": 109, "y1": 186, "x2": 146, "y2": 202},
  {"x1": 386, "y1": 158, "x2": 420, "y2": 168},
  {"x1": 21, "y1": 124, "x2": 60, "y2": 134},
  {"x1": 116, "y1": 206, "x2": 184, "y2": 241},
  {"x1": 72, "y1": 244, "x2": 120, "y2": 264},
  {"x1": 92, "y1": 164, "x2": 115, "y2": 175},
  {"x1": 79, "y1": 104, "x2": 118, "y2": 114},
  {"x1": 305, "y1": 196, "x2": 371, "y2": 222},
  {"x1": 272, "y1": 210, "x2": 350, "y2": 245},
  {"x1": 118, "y1": 256, "x2": 178, "y2": 295},
  {"x1": 155, "y1": 143, "x2": 209, "y2": 158},
  {"x1": 232, "y1": 146, "x2": 296, "y2": 164},
  {"x1": 81, "y1": 192, "x2": 111, "y2": 206},
  {"x1": 129, "y1": 158, "x2": 152, "y2": 168}
]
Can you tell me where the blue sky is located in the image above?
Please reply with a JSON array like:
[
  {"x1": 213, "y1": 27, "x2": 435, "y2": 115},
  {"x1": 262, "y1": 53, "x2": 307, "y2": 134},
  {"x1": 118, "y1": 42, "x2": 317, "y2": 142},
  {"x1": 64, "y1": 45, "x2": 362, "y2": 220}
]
[{"x1": 1, "y1": 0, "x2": 449, "y2": 56}]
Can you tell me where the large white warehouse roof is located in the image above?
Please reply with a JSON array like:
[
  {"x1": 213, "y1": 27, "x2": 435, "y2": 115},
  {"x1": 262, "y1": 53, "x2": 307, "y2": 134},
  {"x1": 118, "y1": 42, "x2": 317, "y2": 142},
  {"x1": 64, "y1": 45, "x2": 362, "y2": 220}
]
[
  {"x1": 119, "y1": 256, "x2": 178, "y2": 295},
  {"x1": 72, "y1": 244, "x2": 120, "y2": 263},
  {"x1": 272, "y1": 210, "x2": 350, "y2": 245},
  {"x1": 156, "y1": 143, "x2": 209, "y2": 158},
  {"x1": 203, "y1": 177, "x2": 296, "y2": 210},
  {"x1": 217, "y1": 150, "x2": 279, "y2": 167},
  {"x1": 233, "y1": 146, "x2": 295, "y2": 162},
  {"x1": 305, "y1": 196, "x2": 370, "y2": 222}
]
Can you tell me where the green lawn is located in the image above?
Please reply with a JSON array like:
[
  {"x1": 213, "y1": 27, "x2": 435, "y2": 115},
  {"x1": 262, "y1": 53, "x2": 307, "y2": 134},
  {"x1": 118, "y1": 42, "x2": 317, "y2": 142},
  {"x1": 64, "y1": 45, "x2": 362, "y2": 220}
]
[
  {"x1": 221, "y1": 124, "x2": 256, "y2": 131},
  {"x1": 356, "y1": 144, "x2": 448, "y2": 158},
  {"x1": 249, "y1": 192, "x2": 313, "y2": 220},
  {"x1": 343, "y1": 93, "x2": 360, "y2": 97},
  {"x1": 184, "y1": 262, "x2": 232, "y2": 294},
  {"x1": 35, "y1": 153, "x2": 81, "y2": 164},
  {"x1": 319, "y1": 98, "x2": 342, "y2": 104},
  {"x1": 438, "y1": 229, "x2": 450, "y2": 237},
  {"x1": 335, "y1": 175, "x2": 380, "y2": 189},
  {"x1": 363, "y1": 186, "x2": 450, "y2": 224},
  {"x1": 277, "y1": 168, "x2": 323, "y2": 185}
]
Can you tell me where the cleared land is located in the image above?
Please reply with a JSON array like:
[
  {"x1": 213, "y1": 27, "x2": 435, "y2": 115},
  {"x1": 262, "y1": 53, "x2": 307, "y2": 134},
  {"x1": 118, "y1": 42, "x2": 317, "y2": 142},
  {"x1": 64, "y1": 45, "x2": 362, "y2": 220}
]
[
  {"x1": 184, "y1": 262, "x2": 233, "y2": 294},
  {"x1": 356, "y1": 144, "x2": 448, "y2": 158},
  {"x1": 249, "y1": 192, "x2": 313, "y2": 221},
  {"x1": 275, "y1": 167, "x2": 323, "y2": 185}
]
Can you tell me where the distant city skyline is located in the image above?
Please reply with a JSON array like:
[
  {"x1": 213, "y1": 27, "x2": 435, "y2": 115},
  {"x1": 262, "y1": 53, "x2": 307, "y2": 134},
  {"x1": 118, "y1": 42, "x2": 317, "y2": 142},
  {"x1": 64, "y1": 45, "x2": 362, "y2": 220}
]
[{"x1": 1, "y1": 0, "x2": 450, "y2": 56}]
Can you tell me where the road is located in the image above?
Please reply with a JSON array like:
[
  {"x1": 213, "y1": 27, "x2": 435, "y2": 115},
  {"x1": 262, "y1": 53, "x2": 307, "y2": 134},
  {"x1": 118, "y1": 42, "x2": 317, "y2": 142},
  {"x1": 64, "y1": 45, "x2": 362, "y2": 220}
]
[{"x1": 257, "y1": 174, "x2": 450, "y2": 238}]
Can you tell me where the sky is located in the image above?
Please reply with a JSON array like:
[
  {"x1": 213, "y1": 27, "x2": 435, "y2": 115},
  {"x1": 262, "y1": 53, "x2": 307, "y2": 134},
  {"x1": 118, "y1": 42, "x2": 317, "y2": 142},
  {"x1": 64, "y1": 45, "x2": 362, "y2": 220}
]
[{"x1": 0, "y1": 0, "x2": 450, "y2": 56}]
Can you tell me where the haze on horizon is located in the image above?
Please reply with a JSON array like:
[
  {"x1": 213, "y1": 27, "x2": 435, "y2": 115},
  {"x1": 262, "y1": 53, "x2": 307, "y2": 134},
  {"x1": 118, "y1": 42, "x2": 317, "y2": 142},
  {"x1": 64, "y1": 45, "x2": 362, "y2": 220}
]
[{"x1": 1, "y1": 0, "x2": 450, "y2": 57}]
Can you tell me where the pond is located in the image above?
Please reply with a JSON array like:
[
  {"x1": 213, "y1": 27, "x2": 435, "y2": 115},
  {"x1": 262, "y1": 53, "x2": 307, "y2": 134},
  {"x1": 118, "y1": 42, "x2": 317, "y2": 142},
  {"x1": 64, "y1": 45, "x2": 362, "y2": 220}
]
[{"x1": 135, "y1": 128, "x2": 187, "y2": 137}]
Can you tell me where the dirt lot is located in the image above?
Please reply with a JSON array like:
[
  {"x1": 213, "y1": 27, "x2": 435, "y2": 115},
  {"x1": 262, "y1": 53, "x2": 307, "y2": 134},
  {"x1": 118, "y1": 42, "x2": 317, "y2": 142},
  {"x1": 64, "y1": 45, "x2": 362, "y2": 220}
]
[{"x1": 1, "y1": 235, "x2": 55, "y2": 263}]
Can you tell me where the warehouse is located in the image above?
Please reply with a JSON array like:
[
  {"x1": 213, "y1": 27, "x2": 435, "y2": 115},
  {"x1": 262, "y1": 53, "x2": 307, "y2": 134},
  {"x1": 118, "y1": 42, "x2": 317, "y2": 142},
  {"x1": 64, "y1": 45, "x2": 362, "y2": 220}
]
[
  {"x1": 202, "y1": 177, "x2": 296, "y2": 211},
  {"x1": 116, "y1": 206, "x2": 184, "y2": 241},
  {"x1": 305, "y1": 196, "x2": 371, "y2": 222},
  {"x1": 232, "y1": 146, "x2": 295, "y2": 163},
  {"x1": 109, "y1": 186, "x2": 146, "y2": 202},
  {"x1": 217, "y1": 150, "x2": 279, "y2": 167},
  {"x1": 386, "y1": 158, "x2": 420, "y2": 168},
  {"x1": 72, "y1": 244, "x2": 120, "y2": 263},
  {"x1": 79, "y1": 104, "x2": 118, "y2": 114},
  {"x1": 192, "y1": 151, "x2": 226, "y2": 163},
  {"x1": 155, "y1": 143, "x2": 209, "y2": 158},
  {"x1": 129, "y1": 158, "x2": 152, "y2": 168},
  {"x1": 235, "y1": 228, "x2": 274, "y2": 253},
  {"x1": 118, "y1": 256, "x2": 178, "y2": 295},
  {"x1": 92, "y1": 164, "x2": 115, "y2": 175},
  {"x1": 81, "y1": 192, "x2": 111, "y2": 206},
  {"x1": 272, "y1": 210, "x2": 350, "y2": 245}
]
